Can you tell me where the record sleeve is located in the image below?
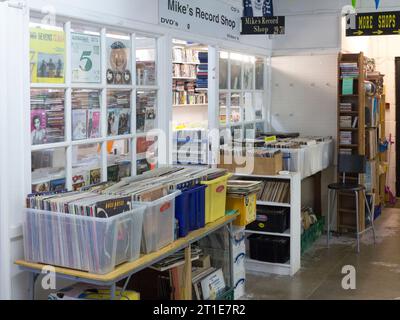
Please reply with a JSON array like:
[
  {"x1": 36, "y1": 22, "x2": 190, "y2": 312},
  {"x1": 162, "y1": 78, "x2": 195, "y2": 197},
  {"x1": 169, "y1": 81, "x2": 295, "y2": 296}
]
[
  {"x1": 30, "y1": 28, "x2": 65, "y2": 84},
  {"x1": 71, "y1": 33, "x2": 101, "y2": 83}
]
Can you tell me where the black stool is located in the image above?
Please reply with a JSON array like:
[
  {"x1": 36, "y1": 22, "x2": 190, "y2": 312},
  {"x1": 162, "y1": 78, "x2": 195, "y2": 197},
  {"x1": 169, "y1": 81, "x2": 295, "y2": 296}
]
[{"x1": 327, "y1": 155, "x2": 376, "y2": 253}]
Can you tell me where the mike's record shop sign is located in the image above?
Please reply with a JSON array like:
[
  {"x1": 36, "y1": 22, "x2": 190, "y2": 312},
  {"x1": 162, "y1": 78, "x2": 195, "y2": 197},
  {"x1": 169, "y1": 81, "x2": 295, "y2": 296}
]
[{"x1": 159, "y1": 0, "x2": 241, "y2": 41}]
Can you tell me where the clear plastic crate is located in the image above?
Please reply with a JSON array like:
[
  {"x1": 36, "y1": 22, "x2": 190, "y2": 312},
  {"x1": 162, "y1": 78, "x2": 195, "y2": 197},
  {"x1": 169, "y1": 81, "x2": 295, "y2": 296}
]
[
  {"x1": 137, "y1": 191, "x2": 181, "y2": 254},
  {"x1": 23, "y1": 204, "x2": 145, "y2": 275}
]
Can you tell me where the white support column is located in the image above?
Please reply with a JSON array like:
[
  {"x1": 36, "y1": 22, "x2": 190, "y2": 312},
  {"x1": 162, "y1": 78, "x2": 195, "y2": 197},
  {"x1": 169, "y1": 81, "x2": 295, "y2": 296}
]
[
  {"x1": 0, "y1": 1, "x2": 30, "y2": 300},
  {"x1": 65, "y1": 21, "x2": 73, "y2": 190},
  {"x1": 100, "y1": 28, "x2": 108, "y2": 181},
  {"x1": 208, "y1": 45, "x2": 219, "y2": 166},
  {"x1": 130, "y1": 33, "x2": 137, "y2": 176},
  {"x1": 157, "y1": 34, "x2": 172, "y2": 166}
]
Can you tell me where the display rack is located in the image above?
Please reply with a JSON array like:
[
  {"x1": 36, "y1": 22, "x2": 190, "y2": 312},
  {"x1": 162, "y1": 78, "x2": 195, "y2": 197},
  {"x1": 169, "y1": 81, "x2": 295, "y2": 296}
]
[
  {"x1": 337, "y1": 52, "x2": 387, "y2": 233},
  {"x1": 233, "y1": 172, "x2": 301, "y2": 276}
]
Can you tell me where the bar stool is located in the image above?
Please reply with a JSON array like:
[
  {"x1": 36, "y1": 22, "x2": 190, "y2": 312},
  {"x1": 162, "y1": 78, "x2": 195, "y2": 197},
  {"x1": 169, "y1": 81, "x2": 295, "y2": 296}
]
[{"x1": 327, "y1": 154, "x2": 376, "y2": 253}]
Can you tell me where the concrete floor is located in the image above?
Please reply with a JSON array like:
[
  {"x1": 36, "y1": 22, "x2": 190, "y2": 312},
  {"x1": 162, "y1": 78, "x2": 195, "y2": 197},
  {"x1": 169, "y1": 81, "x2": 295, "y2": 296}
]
[{"x1": 244, "y1": 207, "x2": 400, "y2": 300}]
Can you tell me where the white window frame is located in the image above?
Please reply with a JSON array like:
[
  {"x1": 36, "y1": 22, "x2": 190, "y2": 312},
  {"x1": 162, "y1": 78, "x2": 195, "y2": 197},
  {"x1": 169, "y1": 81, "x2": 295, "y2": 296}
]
[{"x1": 29, "y1": 14, "x2": 160, "y2": 191}]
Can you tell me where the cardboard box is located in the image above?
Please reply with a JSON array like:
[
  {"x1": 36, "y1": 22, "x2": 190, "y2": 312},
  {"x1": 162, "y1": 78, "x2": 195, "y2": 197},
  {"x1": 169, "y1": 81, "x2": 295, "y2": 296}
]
[{"x1": 218, "y1": 152, "x2": 283, "y2": 176}]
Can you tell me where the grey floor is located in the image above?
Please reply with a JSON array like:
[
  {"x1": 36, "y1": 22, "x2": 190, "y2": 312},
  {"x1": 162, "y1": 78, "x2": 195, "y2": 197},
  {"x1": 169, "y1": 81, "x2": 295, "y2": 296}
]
[{"x1": 244, "y1": 207, "x2": 400, "y2": 300}]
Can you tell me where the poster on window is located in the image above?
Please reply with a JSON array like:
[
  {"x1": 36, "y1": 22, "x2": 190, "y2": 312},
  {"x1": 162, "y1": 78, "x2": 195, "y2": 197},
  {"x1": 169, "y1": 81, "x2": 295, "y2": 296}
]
[
  {"x1": 106, "y1": 37, "x2": 132, "y2": 85},
  {"x1": 71, "y1": 33, "x2": 101, "y2": 83},
  {"x1": 30, "y1": 28, "x2": 65, "y2": 84}
]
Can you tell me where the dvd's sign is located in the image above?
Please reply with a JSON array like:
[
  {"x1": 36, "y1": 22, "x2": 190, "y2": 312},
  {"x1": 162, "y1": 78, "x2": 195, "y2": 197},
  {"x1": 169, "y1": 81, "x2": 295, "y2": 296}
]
[{"x1": 159, "y1": 0, "x2": 241, "y2": 41}]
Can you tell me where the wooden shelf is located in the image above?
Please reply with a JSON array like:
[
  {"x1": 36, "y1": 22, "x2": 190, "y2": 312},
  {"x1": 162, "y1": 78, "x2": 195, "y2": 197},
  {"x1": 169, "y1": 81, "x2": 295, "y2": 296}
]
[{"x1": 339, "y1": 128, "x2": 358, "y2": 131}]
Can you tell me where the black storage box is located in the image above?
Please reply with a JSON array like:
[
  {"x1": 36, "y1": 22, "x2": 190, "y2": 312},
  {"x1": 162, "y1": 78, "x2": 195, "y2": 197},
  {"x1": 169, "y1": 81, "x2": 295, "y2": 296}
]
[
  {"x1": 247, "y1": 207, "x2": 289, "y2": 233},
  {"x1": 248, "y1": 235, "x2": 290, "y2": 264}
]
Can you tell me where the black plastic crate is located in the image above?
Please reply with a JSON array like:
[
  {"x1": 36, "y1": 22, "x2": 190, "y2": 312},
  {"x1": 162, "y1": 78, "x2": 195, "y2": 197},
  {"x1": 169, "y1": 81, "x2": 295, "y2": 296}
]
[
  {"x1": 247, "y1": 207, "x2": 289, "y2": 233},
  {"x1": 248, "y1": 234, "x2": 290, "y2": 264}
]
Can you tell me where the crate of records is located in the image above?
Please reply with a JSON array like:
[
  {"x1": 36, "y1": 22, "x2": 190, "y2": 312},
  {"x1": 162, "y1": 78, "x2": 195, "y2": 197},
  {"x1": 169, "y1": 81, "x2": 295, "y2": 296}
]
[{"x1": 24, "y1": 191, "x2": 146, "y2": 274}]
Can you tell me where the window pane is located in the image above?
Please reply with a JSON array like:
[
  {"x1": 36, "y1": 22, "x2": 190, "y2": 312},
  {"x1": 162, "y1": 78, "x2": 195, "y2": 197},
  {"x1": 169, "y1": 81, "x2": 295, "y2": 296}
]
[
  {"x1": 254, "y1": 92, "x2": 264, "y2": 120},
  {"x1": 137, "y1": 136, "x2": 157, "y2": 175},
  {"x1": 31, "y1": 89, "x2": 65, "y2": 145},
  {"x1": 230, "y1": 56, "x2": 242, "y2": 90},
  {"x1": 255, "y1": 57, "x2": 265, "y2": 90},
  {"x1": 243, "y1": 60, "x2": 254, "y2": 90},
  {"x1": 72, "y1": 90, "x2": 101, "y2": 141},
  {"x1": 219, "y1": 51, "x2": 228, "y2": 89},
  {"x1": 244, "y1": 92, "x2": 255, "y2": 122},
  {"x1": 256, "y1": 122, "x2": 265, "y2": 137},
  {"x1": 106, "y1": 33, "x2": 132, "y2": 85},
  {"x1": 108, "y1": 139, "x2": 132, "y2": 181},
  {"x1": 245, "y1": 124, "x2": 255, "y2": 140},
  {"x1": 136, "y1": 90, "x2": 157, "y2": 134},
  {"x1": 231, "y1": 126, "x2": 243, "y2": 141},
  {"x1": 230, "y1": 93, "x2": 242, "y2": 123},
  {"x1": 107, "y1": 90, "x2": 131, "y2": 136},
  {"x1": 31, "y1": 149, "x2": 66, "y2": 193},
  {"x1": 30, "y1": 26, "x2": 65, "y2": 84},
  {"x1": 136, "y1": 36, "x2": 157, "y2": 86},
  {"x1": 219, "y1": 93, "x2": 228, "y2": 126},
  {"x1": 72, "y1": 143, "x2": 102, "y2": 190}
]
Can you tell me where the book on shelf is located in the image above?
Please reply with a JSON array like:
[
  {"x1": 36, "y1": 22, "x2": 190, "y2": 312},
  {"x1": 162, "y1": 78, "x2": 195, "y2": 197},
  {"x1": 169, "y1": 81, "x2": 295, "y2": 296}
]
[
  {"x1": 339, "y1": 131, "x2": 353, "y2": 145},
  {"x1": 340, "y1": 116, "x2": 352, "y2": 128},
  {"x1": 352, "y1": 116, "x2": 359, "y2": 128},
  {"x1": 342, "y1": 78, "x2": 354, "y2": 95},
  {"x1": 340, "y1": 62, "x2": 359, "y2": 78},
  {"x1": 339, "y1": 102, "x2": 353, "y2": 112}
]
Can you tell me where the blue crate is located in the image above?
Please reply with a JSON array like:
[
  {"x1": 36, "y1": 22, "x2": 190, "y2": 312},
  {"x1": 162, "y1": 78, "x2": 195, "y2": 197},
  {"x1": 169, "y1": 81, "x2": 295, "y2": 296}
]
[{"x1": 175, "y1": 185, "x2": 207, "y2": 238}]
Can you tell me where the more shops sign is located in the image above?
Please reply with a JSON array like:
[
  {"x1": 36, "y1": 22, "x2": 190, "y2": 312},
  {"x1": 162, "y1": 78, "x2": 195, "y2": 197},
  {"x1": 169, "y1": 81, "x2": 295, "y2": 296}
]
[{"x1": 346, "y1": 11, "x2": 400, "y2": 36}]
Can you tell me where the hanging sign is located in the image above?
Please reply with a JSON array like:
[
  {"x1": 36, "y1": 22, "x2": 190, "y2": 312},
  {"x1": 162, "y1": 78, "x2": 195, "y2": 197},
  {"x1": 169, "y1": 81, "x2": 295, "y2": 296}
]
[
  {"x1": 159, "y1": 0, "x2": 241, "y2": 41},
  {"x1": 241, "y1": 16, "x2": 285, "y2": 35},
  {"x1": 346, "y1": 11, "x2": 400, "y2": 36}
]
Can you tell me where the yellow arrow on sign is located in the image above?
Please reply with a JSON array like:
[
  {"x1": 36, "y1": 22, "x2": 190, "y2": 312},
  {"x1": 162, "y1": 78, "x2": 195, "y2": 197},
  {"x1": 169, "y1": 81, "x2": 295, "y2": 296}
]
[
  {"x1": 393, "y1": 29, "x2": 400, "y2": 34},
  {"x1": 373, "y1": 30, "x2": 384, "y2": 35},
  {"x1": 353, "y1": 30, "x2": 364, "y2": 36}
]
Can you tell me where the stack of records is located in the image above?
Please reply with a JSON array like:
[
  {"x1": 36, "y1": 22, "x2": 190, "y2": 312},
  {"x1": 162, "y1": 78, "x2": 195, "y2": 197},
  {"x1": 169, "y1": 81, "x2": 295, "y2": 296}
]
[
  {"x1": 227, "y1": 180, "x2": 262, "y2": 197},
  {"x1": 340, "y1": 62, "x2": 359, "y2": 78}
]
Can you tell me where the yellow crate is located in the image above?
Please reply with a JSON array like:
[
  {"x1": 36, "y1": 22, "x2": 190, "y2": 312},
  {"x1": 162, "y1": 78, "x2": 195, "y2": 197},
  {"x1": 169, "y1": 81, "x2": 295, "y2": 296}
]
[
  {"x1": 201, "y1": 174, "x2": 232, "y2": 224},
  {"x1": 227, "y1": 194, "x2": 257, "y2": 227}
]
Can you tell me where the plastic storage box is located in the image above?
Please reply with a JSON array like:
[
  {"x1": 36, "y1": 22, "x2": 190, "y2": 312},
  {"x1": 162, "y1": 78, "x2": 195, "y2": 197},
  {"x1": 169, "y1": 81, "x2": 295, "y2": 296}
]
[
  {"x1": 201, "y1": 174, "x2": 231, "y2": 224},
  {"x1": 175, "y1": 185, "x2": 206, "y2": 238},
  {"x1": 247, "y1": 206, "x2": 289, "y2": 233},
  {"x1": 248, "y1": 235, "x2": 290, "y2": 264},
  {"x1": 227, "y1": 193, "x2": 257, "y2": 227},
  {"x1": 139, "y1": 191, "x2": 181, "y2": 254},
  {"x1": 23, "y1": 205, "x2": 146, "y2": 275}
]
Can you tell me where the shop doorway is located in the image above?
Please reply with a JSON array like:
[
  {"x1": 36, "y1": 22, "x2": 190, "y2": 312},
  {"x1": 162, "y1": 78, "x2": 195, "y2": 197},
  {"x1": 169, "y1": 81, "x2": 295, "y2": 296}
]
[{"x1": 395, "y1": 57, "x2": 400, "y2": 197}]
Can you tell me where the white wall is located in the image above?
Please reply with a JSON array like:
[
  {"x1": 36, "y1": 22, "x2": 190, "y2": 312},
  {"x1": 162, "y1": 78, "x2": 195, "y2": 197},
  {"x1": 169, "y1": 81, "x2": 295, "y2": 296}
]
[
  {"x1": 271, "y1": 54, "x2": 338, "y2": 139},
  {"x1": 27, "y1": 0, "x2": 272, "y2": 52}
]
